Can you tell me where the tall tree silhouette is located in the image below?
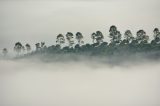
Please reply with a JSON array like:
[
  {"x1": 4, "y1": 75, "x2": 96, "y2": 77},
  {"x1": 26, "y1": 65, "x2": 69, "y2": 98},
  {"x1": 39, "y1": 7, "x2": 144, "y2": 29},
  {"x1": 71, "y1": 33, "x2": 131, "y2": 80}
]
[
  {"x1": 41, "y1": 42, "x2": 46, "y2": 48},
  {"x1": 66, "y1": 32, "x2": 74, "y2": 48},
  {"x1": 56, "y1": 34, "x2": 65, "y2": 48},
  {"x1": 136, "y1": 30, "x2": 149, "y2": 44},
  {"x1": 116, "y1": 31, "x2": 122, "y2": 43},
  {"x1": 76, "y1": 32, "x2": 84, "y2": 46},
  {"x1": 109, "y1": 25, "x2": 121, "y2": 44},
  {"x1": 35, "y1": 43, "x2": 41, "y2": 51},
  {"x1": 153, "y1": 28, "x2": 160, "y2": 44},
  {"x1": 25, "y1": 44, "x2": 31, "y2": 53},
  {"x1": 124, "y1": 30, "x2": 134, "y2": 43},
  {"x1": 95, "y1": 31, "x2": 104, "y2": 44},
  {"x1": 109, "y1": 25, "x2": 117, "y2": 43},
  {"x1": 153, "y1": 28, "x2": 160, "y2": 39},
  {"x1": 2, "y1": 48, "x2": 8, "y2": 56},
  {"x1": 14, "y1": 42, "x2": 23, "y2": 55},
  {"x1": 91, "y1": 32, "x2": 96, "y2": 44}
]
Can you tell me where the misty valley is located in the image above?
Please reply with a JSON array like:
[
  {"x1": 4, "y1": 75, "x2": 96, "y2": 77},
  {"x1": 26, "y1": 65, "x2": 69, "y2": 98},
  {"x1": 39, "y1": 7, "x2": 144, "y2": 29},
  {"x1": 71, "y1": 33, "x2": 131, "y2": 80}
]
[
  {"x1": 1, "y1": 0, "x2": 160, "y2": 105},
  {"x1": 1, "y1": 26, "x2": 160, "y2": 106}
]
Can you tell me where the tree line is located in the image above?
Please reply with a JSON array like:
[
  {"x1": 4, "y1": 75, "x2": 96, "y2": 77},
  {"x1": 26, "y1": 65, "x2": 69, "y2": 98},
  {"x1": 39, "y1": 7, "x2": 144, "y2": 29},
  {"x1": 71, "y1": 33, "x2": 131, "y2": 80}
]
[{"x1": 2, "y1": 25, "x2": 160, "y2": 57}]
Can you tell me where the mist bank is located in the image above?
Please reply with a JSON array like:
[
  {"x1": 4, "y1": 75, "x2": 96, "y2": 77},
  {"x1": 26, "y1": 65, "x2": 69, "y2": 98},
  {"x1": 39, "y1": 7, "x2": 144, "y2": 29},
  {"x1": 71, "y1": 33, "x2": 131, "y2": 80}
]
[
  {"x1": 0, "y1": 59, "x2": 160, "y2": 106},
  {"x1": 13, "y1": 49, "x2": 160, "y2": 67}
]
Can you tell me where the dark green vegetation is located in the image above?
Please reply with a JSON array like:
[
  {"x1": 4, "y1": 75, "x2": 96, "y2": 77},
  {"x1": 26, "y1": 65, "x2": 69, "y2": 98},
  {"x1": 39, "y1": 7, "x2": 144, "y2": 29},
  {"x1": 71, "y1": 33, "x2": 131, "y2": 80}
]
[{"x1": 3, "y1": 26, "x2": 160, "y2": 62}]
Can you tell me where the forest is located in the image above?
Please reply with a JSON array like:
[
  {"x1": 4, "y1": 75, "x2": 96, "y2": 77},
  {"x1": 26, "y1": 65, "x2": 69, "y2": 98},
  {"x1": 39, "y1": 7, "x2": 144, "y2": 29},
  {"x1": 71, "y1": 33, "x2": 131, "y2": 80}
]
[{"x1": 2, "y1": 25, "x2": 160, "y2": 61}]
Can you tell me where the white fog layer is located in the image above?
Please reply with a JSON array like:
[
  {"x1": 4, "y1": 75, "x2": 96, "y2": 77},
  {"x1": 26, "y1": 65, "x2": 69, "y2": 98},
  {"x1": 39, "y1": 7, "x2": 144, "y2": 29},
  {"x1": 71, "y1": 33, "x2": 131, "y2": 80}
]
[{"x1": 0, "y1": 60, "x2": 160, "y2": 106}]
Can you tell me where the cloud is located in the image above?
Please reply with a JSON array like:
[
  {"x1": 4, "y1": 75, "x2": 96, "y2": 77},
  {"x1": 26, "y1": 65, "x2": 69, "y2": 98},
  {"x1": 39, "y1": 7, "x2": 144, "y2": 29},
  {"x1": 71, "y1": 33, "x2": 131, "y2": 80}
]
[{"x1": 0, "y1": 59, "x2": 160, "y2": 106}]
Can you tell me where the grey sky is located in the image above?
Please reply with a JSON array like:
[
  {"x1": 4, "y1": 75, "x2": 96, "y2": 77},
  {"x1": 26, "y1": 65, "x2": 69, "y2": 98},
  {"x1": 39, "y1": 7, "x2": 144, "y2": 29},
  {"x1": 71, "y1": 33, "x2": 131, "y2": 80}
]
[{"x1": 0, "y1": 0, "x2": 160, "y2": 50}]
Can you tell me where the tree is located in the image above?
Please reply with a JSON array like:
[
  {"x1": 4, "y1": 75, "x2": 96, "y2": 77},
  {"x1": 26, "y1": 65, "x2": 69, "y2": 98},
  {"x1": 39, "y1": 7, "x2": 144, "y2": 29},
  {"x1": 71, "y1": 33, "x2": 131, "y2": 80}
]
[
  {"x1": 14, "y1": 42, "x2": 23, "y2": 55},
  {"x1": 153, "y1": 28, "x2": 160, "y2": 39},
  {"x1": 41, "y1": 42, "x2": 45, "y2": 48},
  {"x1": 76, "y1": 32, "x2": 84, "y2": 46},
  {"x1": 2, "y1": 48, "x2": 8, "y2": 56},
  {"x1": 56, "y1": 34, "x2": 65, "y2": 48},
  {"x1": 136, "y1": 30, "x2": 149, "y2": 44},
  {"x1": 116, "y1": 31, "x2": 122, "y2": 43},
  {"x1": 109, "y1": 25, "x2": 117, "y2": 42},
  {"x1": 124, "y1": 30, "x2": 134, "y2": 43},
  {"x1": 66, "y1": 32, "x2": 74, "y2": 48},
  {"x1": 142, "y1": 35, "x2": 149, "y2": 44},
  {"x1": 91, "y1": 32, "x2": 96, "y2": 44},
  {"x1": 35, "y1": 43, "x2": 41, "y2": 51},
  {"x1": 152, "y1": 28, "x2": 160, "y2": 44},
  {"x1": 25, "y1": 44, "x2": 31, "y2": 53},
  {"x1": 95, "y1": 31, "x2": 104, "y2": 44},
  {"x1": 109, "y1": 25, "x2": 121, "y2": 44},
  {"x1": 91, "y1": 31, "x2": 104, "y2": 45},
  {"x1": 120, "y1": 30, "x2": 134, "y2": 45}
]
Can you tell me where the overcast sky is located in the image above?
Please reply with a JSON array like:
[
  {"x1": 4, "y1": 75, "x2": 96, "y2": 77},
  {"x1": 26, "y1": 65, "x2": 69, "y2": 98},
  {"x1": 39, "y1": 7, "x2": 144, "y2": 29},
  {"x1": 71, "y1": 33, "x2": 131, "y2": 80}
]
[{"x1": 0, "y1": 0, "x2": 160, "y2": 50}]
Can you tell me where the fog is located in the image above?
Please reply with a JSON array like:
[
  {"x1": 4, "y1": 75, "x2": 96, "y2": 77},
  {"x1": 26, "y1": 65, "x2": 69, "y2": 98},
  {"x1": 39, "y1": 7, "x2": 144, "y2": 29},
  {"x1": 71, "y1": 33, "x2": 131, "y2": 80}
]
[
  {"x1": 0, "y1": 59, "x2": 160, "y2": 106},
  {"x1": 0, "y1": 0, "x2": 160, "y2": 105},
  {"x1": 0, "y1": 0, "x2": 160, "y2": 50}
]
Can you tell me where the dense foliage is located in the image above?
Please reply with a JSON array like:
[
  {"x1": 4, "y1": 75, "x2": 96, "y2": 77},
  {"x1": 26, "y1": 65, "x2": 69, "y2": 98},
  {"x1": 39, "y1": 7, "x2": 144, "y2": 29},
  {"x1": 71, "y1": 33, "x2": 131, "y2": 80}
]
[{"x1": 2, "y1": 26, "x2": 160, "y2": 61}]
